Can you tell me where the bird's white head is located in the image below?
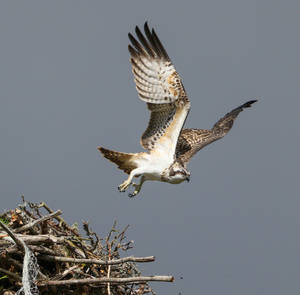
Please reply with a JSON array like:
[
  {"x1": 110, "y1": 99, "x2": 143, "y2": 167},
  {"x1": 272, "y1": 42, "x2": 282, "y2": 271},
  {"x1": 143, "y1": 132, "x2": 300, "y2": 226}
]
[{"x1": 162, "y1": 161, "x2": 191, "y2": 184}]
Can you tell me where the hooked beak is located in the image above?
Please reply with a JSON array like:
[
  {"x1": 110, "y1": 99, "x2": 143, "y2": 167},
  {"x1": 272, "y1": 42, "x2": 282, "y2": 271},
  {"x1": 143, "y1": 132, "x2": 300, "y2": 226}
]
[{"x1": 186, "y1": 176, "x2": 190, "y2": 183}]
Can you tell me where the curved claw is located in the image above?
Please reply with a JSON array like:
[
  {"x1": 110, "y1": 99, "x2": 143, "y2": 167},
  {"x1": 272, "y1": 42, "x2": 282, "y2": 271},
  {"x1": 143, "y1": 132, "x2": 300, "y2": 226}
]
[
  {"x1": 127, "y1": 183, "x2": 141, "y2": 198},
  {"x1": 118, "y1": 179, "x2": 131, "y2": 192},
  {"x1": 128, "y1": 192, "x2": 136, "y2": 198},
  {"x1": 118, "y1": 185, "x2": 126, "y2": 192}
]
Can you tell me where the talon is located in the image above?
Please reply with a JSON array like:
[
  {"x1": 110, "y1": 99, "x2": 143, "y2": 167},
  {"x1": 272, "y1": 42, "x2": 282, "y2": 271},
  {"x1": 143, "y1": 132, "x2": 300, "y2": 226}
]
[
  {"x1": 128, "y1": 190, "x2": 138, "y2": 198},
  {"x1": 118, "y1": 186, "x2": 125, "y2": 192},
  {"x1": 128, "y1": 184, "x2": 141, "y2": 198},
  {"x1": 118, "y1": 180, "x2": 131, "y2": 192}
]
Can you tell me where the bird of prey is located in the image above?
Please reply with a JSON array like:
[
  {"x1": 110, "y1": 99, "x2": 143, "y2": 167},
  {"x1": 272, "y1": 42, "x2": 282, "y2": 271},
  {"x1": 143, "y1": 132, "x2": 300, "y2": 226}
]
[{"x1": 98, "y1": 22, "x2": 257, "y2": 197}]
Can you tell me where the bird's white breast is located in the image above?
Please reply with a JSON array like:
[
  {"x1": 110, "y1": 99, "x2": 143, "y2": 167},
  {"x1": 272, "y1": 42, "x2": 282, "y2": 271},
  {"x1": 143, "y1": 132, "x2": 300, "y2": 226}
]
[{"x1": 134, "y1": 150, "x2": 173, "y2": 181}]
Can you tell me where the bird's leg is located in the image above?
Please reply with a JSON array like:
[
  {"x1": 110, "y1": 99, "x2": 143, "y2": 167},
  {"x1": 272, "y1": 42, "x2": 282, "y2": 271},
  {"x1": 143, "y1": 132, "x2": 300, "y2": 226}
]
[
  {"x1": 128, "y1": 176, "x2": 145, "y2": 198},
  {"x1": 118, "y1": 168, "x2": 144, "y2": 193}
]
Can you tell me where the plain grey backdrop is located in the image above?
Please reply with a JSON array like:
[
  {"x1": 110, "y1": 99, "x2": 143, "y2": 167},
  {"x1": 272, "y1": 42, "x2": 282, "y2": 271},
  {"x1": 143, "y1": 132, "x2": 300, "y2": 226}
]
[{"x1": 1, "y1": 1, "x2": 299, "y2": 294}]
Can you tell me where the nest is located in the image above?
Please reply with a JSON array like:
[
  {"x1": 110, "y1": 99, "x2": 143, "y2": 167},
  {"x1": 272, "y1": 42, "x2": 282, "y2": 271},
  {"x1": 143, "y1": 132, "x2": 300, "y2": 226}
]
[{"x1": 0, "y1": 198, "x2": 173, "y2": 295}]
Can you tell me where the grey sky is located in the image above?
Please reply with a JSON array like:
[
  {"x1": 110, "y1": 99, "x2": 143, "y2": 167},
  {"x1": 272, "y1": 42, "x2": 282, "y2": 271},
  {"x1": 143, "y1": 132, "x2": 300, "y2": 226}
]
[{"x1": 0, "y1": 1, "x2": 299, "y2": 294}]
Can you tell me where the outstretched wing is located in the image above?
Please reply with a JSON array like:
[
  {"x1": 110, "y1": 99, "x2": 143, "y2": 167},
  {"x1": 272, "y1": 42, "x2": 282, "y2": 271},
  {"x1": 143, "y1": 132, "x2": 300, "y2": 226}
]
[
  {"x1": 128, "y1": 22, "x2": 190, "y2": 154},
  {"x1": 176, "y1": 100, "x2": 257, "y2": 167}
]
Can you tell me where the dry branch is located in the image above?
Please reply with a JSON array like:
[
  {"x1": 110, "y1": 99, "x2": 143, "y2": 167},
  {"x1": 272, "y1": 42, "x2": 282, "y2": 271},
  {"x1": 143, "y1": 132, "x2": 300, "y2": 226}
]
[
  {"x1": 38, "y1": 255, "x2": 155, "y2": 265},
  {"x1": 0, "y1": 234, "x2": 67, "y2": 246},
  {"x1": 38, "y1": 275, "x2": 174, "y2": 286},
  {"x1": 0, "y1": 267, "x2": 22, "y2": 282},
  {"x1": 0, "y1": 220, "x2": 25, "y2": 251},
  {"x1": 14, "y1": 210, "x2": 62, "y2": 233}
]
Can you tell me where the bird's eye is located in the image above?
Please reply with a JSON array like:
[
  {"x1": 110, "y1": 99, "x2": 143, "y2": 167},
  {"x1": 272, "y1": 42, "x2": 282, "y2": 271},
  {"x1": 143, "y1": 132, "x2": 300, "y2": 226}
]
[{"x1": 169, "y1": 169, "x2": 176, "y2": 177}]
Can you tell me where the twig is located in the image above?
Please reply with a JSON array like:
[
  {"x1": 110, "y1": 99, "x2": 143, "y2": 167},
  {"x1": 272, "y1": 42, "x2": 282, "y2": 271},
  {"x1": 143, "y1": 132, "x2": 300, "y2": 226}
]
[
  {"x1": 38, "y1": 255, "x2": 155, "y2": 265},
  {"x1": 0, "y1": 234, "x2": 67, "y2": 246},
  {"x1": 106, "y1": 220, "x2": 117, "y2": 244},
  {"x1": 107, "y1": 242, "x2": 112, "y2": 295},
  {"x1": 0, "y1": 220, "x2": 25, "y2": 251},
  {"x1": 38, "y1": 275, "x2": 174, "y2": 286},
  {"x1": 82, "y1": 221, "x2": 100, "y2": 252},
  {"x1": 38, "y1": 202, "x2": 80, "y2": 237},
  {"x1": 117, "y1": 224, "x2": 130, "y2": 241},
  {"x1": 14, "y1": 210, "x2": 62, "y2": 233},
  {"x1": 54, "y1": 265, "x2": 80, "y2": 280},
  {"x1": 5, "y1": 244, "x2": 56, "y2": 256},
  {"x1": 29, "y1": 245, "x2": 57, "y2": 255},
  {"x1": 0, "y1": 267, "x2": 22, "y2": 281}
]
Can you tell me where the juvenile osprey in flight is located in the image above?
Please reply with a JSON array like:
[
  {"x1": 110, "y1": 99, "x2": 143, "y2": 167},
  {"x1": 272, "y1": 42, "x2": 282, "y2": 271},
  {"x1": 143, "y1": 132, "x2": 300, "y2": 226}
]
[{"x1": 98, "y1": 23, "x2": 257, "y2": 197}]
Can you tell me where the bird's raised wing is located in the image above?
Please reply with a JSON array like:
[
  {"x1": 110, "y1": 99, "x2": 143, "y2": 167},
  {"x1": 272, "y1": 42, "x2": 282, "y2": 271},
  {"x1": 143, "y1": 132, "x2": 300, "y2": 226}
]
[
  {"x1": 128, "y1": 23, "x2": 190, "y2": 154},
  {"x1": 176, "y1": 100, "x2": 257, "y2": 167}
]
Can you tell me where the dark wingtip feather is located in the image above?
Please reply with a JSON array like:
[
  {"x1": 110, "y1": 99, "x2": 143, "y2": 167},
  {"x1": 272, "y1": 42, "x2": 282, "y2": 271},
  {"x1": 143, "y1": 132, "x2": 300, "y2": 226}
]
[
  {"x1": 128, "y1": 33, "x2": 136, "y2": 45},
  {"x1": 144, "y1": 22, "x2": 150, "y2": 33},
  {"x1": 143, "y1": 22, "x2": 152, "y2": 45},
  {"x1": 151, "y1": 28, "x2": 170, "y2": 60},
  {"x1": 129, "y1": 22, "x2": 171, "y2": 61},
  {"x1": 228, "y1": 99, "x2": 257, "y2": 115},
  {"x1": 135, "y1": 25, "x2": 155, "y2": 57},
  {"x1": 128, "y1": 32, "x2": 145, "y2": 55},
  {"x1": 242, "y1": 99, "x2": 258, "y2": 108},
  {"x1": 128, "y1": 44, "x2": 138, "y2": 57},
  {"x1": 128, "y1": 32, "x2": 138, "y2": 46}
]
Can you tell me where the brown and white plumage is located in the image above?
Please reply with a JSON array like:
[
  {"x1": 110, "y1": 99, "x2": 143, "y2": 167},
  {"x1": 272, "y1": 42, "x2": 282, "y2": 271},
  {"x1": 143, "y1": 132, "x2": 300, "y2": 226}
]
[
  {"x1": 175, "y1": 100, "x2": 257, "y2": 168},
  {"x1": 98, "y1": 23, "x2": 257, "y2": 197},
  {"x1": 98, "y1": 22, "x2": 190, "y2": 197}
]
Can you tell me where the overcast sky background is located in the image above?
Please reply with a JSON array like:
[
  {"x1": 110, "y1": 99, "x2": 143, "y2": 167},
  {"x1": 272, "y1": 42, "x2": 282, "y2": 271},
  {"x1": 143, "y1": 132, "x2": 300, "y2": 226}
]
[{"x1": 0, "y1": 1, "x2": 299, "y2": 294}]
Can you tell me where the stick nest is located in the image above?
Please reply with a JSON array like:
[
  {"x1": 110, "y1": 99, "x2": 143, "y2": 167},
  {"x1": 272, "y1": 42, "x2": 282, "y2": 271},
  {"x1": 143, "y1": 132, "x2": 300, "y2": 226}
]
[{"x1": 0, "y1": 198, "x2": 173, "y2": 295}]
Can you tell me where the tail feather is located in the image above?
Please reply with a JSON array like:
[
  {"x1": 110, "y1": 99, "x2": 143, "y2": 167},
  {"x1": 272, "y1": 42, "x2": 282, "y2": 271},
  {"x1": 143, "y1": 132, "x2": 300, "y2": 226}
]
[{"x1": 98, "y1": 147, "x2": 137, "y2": 174}]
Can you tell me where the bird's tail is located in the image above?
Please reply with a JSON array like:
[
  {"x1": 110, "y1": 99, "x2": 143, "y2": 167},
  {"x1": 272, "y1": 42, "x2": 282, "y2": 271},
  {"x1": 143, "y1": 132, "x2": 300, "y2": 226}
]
[
  {"x1": 97, "y1": 147, "x2": 138, "y2": 174},
  {"x1": 212, "y1": 100, "x2": 257, "y2": 135}
]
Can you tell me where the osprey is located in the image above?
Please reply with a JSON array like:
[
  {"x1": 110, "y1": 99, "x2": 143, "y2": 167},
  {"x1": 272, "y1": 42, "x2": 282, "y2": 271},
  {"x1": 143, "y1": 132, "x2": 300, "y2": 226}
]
[{"x1": 98, "y1": 23, "x2": 257, "y2": 197}]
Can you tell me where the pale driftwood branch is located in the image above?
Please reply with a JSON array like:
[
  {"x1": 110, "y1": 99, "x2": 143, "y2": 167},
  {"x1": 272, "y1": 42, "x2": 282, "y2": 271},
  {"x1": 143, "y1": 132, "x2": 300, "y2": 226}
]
[
  {"x1": 29, "y1": 244, "x2": 57, "y2": 255},
  {"x1": 38, "y1": 255, "x2": 155, "y2": 265},
  {"x1": 0, "y1": 234, "x2": 67, "y2": 247},
  {"x1": 14, "y1": 210, "x2": 62, "y2": 233},
  {"x1": 19, "y1": 234, "x2": 67, "y2": 244},
  {"x1": 0, "y1": 221, "x2": 25, "y2": 251},
  {"x1": 0, "y1": 267, "x2": 22, "y2": 281},
  {"x1": 53, "y1": 265, "x2": 80, "y2": 281},
  {"x1": 0, "y1": 234, "x2": 67, "y2": 248},
  {"x1": 107, "y1": 243, "x2": 112, "y2": 295},
  {"x1": 38, "y1": 275, "x2": 174, "y2": 286},
  {"x1": 5, "y1": 244, "x2": 56, "y2": 256}
]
